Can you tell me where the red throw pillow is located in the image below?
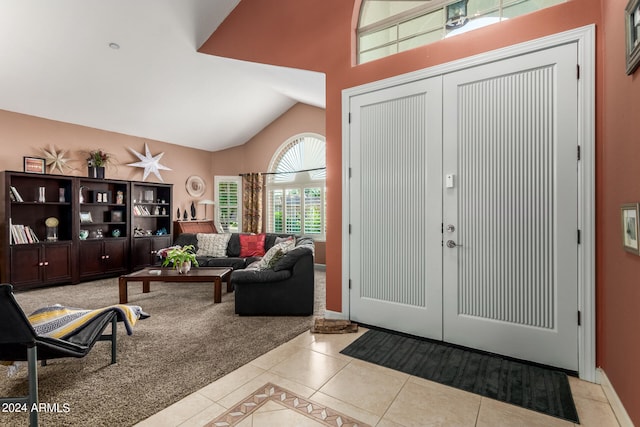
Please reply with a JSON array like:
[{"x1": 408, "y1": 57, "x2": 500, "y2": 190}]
[{"x1": 239, "y1": 234, "x2": 266, "y2": 257}]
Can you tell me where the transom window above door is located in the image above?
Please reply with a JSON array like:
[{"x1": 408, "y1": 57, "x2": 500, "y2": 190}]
[{"x1": 357, "y1": 0, "x2": 566, "y2": 64}]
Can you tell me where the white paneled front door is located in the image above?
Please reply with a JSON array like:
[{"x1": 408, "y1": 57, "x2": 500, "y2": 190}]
[
  {"x1": 348, "y1": 77, "x2": 443, "y2": 339},
  {"x1": 442, "y1": 43, "x2": 579, "y2": 371}
]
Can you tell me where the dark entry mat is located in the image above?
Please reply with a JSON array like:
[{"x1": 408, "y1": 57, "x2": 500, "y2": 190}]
[{"x1": 340, "y1": 328, "x2": 579, "y2": 423}]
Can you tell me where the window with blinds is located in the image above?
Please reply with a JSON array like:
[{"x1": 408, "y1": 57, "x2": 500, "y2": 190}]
[
  {"x1": 267, "y1": 134, "x2": 326, "y2": 240},
  {"x1": 214, "y1": 176, "x2": 242, "y2": 233}
]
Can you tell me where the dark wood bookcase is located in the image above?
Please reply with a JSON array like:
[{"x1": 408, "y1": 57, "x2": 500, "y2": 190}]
[
  {"x1": 77, "y1": 178, "x2": 130, "y2": 280},
  {"x1": 0, "y1": 171, "x2": 74, "y2": 289},
  {"x1": 130, "y1": 182, "x2": 173, "y2": 270},
  {"x1": 0, "y1": 171, "x2": 174, "y2": 289}
]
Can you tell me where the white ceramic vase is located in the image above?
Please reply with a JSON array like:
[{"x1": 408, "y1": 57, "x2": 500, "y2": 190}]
[{"x1": 177, "y1": 260, "x2": 191, "y2": 274}]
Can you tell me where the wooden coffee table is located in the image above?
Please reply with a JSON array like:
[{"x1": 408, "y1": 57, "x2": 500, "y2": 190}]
[{"x1": 119, "y1": 267, "x2": 233, "y2": 304}]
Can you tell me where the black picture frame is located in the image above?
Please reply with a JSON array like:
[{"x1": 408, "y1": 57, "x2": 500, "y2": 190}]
[
  {"x1": 626, "y1": 0, "x2": 640, "y2": 74},
  {"x1": 23, "y1": 156, "x2": 46, "y2": 174},
  {"x1": 111, "y1": 210, "x2": 123, "y2": 222}
]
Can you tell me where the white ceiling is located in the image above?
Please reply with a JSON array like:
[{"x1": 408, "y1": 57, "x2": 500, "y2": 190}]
[{"x1": 0, "y1": 0, "x2": 326, "y2": 152}]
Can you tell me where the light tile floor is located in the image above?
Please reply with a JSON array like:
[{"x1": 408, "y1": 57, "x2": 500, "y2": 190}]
[{"x1": 135, "y1": 328, "x2": 621, "y2": 427}]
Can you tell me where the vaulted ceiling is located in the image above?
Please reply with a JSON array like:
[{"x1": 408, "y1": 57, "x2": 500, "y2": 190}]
[{"x1": 0, "y1": 0, "x2": 326, "y2": 152}]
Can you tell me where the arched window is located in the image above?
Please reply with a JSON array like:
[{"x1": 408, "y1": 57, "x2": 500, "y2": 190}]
[
  {"x1": 267, "y1": 133, "x2": 326, "y2": 240},
  {"x1": 357, "y1": 0, "x2": 566, "y2": 64}
]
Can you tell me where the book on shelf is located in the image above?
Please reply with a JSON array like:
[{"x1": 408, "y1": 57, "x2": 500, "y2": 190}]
[
  {"x1": 133, "y1": 205, "x2": 151, "y2": 216},
  {"x1": 10, "y1": 224, "x2": 39, "y2": 244},
  {"x1": 9, "y1": 186, "x2": 24, "y2": 202},
  {"x1": 28, "y1": 226, "x2": 39, "y2": 243}
]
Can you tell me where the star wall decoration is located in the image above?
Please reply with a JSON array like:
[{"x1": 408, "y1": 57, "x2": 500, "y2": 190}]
[
  {"x1": 127, "y1": 143, "x2": 171, "y2": 182},
  {"x1": 42, "y1": 145, "x2": 72, "y2": 173}
]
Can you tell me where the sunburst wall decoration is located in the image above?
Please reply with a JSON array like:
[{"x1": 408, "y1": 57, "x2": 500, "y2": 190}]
[
  {"x1": 127, "y1": 143, "x2": 171, "y2": 182},
  {"x1": 42, "y1": 145, "x2": 72, "y2": 173}
]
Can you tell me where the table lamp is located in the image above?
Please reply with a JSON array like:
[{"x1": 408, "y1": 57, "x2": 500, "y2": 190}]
[{"x1": 198, "y1": 199, "x2": 215, "y2": 220}]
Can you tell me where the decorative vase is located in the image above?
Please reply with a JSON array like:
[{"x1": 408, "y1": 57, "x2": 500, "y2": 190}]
[
  {"x1": 177, "y1": 260, "x2": 191, "y2": 274},
  {"x1": 190, "y1": 201, "x2": 196, "y2": 220},
  {"x1": 176, "y1": 208, "x2": 181, "y2": 220},
  {"x1": 88, "y1": 166, "x2": 105, "y2": 179},
  {"x1": 183, "y1": 210, "x2": 188, "y2": 220}
]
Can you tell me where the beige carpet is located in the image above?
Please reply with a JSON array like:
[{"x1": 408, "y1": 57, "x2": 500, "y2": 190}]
[{"x1": 0, "y1": 269, "x2": 324, "y2": 427}]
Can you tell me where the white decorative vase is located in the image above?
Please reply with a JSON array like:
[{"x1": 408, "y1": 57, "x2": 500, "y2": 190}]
[{"x1": 177, "y1": 260, "x2": 191, "y2": 274}]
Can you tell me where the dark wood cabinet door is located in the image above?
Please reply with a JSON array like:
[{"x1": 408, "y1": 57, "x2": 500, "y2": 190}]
[
  {"x1": 103, "y1": 239, "x2": 128, "y2": 274},
  {"x1": 78, "y1": 240, "x2": 105, "y2": 279},
  {"x1": 43, "y1": 243, "x2": 72, "y2": 284},
  {"x1": 131, "y1": 238, "x2": 152, "y2": 270},
  {"x1": 10, "y1": 245, "x2": 42, "y2": 289},
  {"x1": 152, "y1": 236, "x2": 171, "y2": 266},
  {"x1": 132, "y1": 236, "x2": 171, "y2": 270}
]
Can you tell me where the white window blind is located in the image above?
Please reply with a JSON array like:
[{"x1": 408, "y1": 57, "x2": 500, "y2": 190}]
[
  {"x1": 304, "y1": 188, "x2": 323, "y2": 234},
  {"x1": 285, "y1": 188, "x2": 302, "y2": 234},
  {"x1": 214, "y1": 176, "x2": 242, "y2": 233}
]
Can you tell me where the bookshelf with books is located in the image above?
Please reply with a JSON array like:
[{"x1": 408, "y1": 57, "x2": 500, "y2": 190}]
[
  {"x1": 1, "y1": 171, "x2": 74, "y2": 289},
  {"x1": 130, "y1": 182, "x2": 172, "y2": 270},
  {"x1": 1, "y1": 171, "x2": 173, "y2": 289}
]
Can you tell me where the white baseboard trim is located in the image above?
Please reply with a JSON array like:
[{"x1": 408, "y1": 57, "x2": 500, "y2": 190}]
[{"x1": 597, "y1": 368, "x2": 634, "y2": 427}]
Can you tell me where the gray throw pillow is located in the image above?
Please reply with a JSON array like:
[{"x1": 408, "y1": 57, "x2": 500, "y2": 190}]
[
  {"x1": 196, "y1": 233, "x2": 231, "y2": 257},
  {"x1": 273, "y1": 246, "x2": 312, "y2": 271},
  {"x1": 258, "y1": 239, "x2": 295, "y2": 270}
]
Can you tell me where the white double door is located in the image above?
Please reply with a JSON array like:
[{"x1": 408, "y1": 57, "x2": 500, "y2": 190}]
[{"x1": 348, "y1": 43, "x2": 579, "y2": 370}]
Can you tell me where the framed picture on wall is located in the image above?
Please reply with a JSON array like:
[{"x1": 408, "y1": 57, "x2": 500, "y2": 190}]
[
  {"x1": 621, "y1": 203, "x2": 640, "y2": 254},
  {"x1": 625, "y1": 0, "x2": 640, "y2": 74},
  {"x1": 23, "y1": 156, "x2": 46, "y2": 174}
]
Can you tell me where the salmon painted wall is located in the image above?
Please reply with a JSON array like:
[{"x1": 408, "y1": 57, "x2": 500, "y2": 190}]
[
  {"x1": 0, "y1": 109, "x2": 215, "y2": 219},
  {"x1": 211, "y1": 103, "x2": 327, "y2": 264},
  {"x1": 200, "y1": 0, "x2": 603, "y2": 312},
  {"x1": 599, "y1": 0, "x2": 640, "y2": 421},
  {"x1": 211, "y1": 104, "x2": 325, "y2": 175}
]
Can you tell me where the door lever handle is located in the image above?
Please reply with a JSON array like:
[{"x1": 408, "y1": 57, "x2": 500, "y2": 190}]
[{"x1": 446, "y1": 240, "x2": 463, "y2": 248}]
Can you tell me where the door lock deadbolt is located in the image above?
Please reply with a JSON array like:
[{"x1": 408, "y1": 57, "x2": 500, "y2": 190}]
[{"x1": 446, "y1": 240, "x2": 462, "y2": 248}]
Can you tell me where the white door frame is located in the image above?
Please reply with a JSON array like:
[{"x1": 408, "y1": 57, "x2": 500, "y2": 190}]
[{"x1": 340, "y1": 25, "x2": 596, "y2": 382}]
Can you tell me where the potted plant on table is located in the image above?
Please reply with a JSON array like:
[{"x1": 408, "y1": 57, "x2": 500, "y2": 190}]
[{"x1": 161, "y1": 245, "x2": 199, "y2": 274}]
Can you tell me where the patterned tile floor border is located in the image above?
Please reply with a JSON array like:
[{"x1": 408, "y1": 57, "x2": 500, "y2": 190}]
[{"x1": 206, "y1": 382, "x2": 370, "y2": 427}]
